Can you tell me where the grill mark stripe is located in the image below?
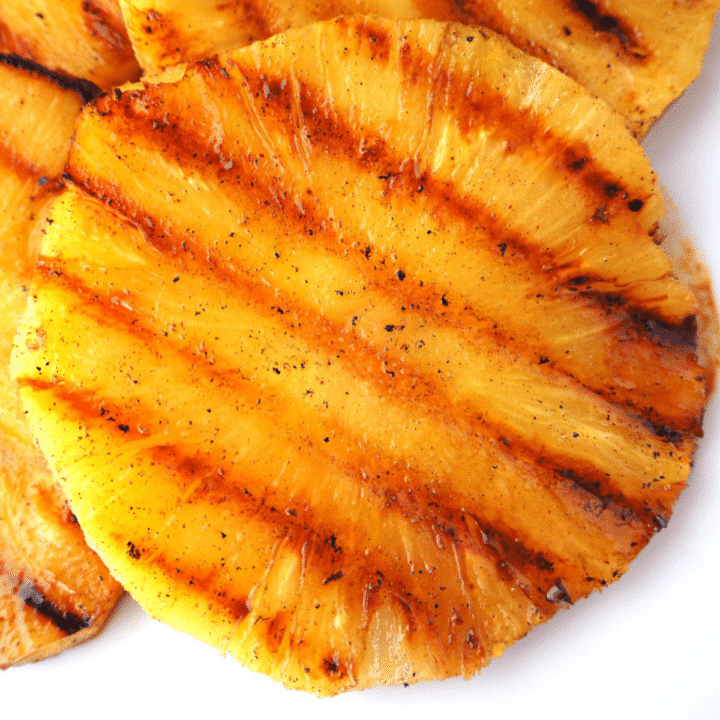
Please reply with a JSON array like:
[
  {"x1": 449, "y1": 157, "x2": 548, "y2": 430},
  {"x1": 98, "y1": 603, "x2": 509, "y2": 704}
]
[
  {"x1": 24, "y1": 254, "x2": 659, "y2": 596},
  {"x1": 81, "y1": 1, "x2": 134, "y2": 53},
  {"x1": 0, "y1": 139, "x2": 45, "y2": 184},
  {"x1": 37, "y1": 184, "x2": 695, "y2": 485},
  {"x1": 67, "y1": 99, "x2": 705, "y2": 434},
  {"x1": 99, "y1": 60, "x2": 669, "y2": 307},
  {"x1": 21, "y1": 375, "x2": 551, "y2": 657},
  {"x1": 233, "y1": 66, "x2": 678, "y2": 314},
  {"x1": 94, "y1": 48, "x2": 649, "y2": 226},
  {"x1": 456, "y1": 0, "x2": 649, "y2": 65},
  {"x1": 327, "y1": 17, "x2": 650, "y2": 207},
  {"x1": 567, "y1": 0, "x2": 648, "y2": 60},
  {"x1": 140, "y1": 446, "x2": 552, "y2": 626},
  {"x1": 0, "y1": 558, "x2": 100, "y2": 638},
  {"x1": 36, "y1": 246, "x2": 690, "y2": 529},
  {"x1": 12, "y1": 15, "x2": 710, "y2": 689},
  {"x1": 0, "y1": 52, "x2": 100, "y2": 103},
  {"x1": 16, "y1": 579, "x2": 92, "y2": 636},
  {"x1": 88, "y1": 80, "x2": 641, "y2": 288}
]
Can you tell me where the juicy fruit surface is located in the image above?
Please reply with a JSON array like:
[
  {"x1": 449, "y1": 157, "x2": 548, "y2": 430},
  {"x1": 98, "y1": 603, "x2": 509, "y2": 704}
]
[
  {"x1": 11, "y1": 17, "x2": 709, "y2": 694},
  {"x1": 118, "y1": 0, "x2": 720, "y2": 134},
  {"x1": 0, "y1": 0, "x2": 139, "y2": 89},
  {"x1": 0, "y1": 60, "x2": 123, "y2": 669}
]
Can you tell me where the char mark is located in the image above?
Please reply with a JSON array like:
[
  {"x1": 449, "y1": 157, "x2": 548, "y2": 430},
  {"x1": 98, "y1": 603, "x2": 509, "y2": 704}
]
[
  {"x1": 0, "y1": 52, "x2": 101, "y2": 103},
  {"x1": 569, "y1": 0, "x2": 647, "y2": 60},
  {"x1": 17, "y1": 580, "x2": 92, "y2": 635},
  {"x1": 640, "y1": 314, "x2": 697, "y2": 351}
]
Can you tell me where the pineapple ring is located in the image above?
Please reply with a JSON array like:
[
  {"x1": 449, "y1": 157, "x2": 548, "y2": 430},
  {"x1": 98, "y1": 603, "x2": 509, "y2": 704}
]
[{"x1": 11, "y1": 16, "x2": 711, "y2": 695}]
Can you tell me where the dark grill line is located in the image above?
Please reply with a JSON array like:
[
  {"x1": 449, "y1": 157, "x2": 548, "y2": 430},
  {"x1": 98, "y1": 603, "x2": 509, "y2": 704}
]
[
  {"x1": 568, "y1": 0, "x2": 648, "y2": 60},
  {"x1": 81, "y1": 1, "x2": 133, "y2": 53},
  {"x1": 19, "y1": 373, "x2": 551, "y2": 654},
  {"x1": 314, "y1": 17, "x2": 649, "y2": 205},
  {"x1": 108, "y1": 58, "x2": 666, "y2": 310},
  {"x1": 68, "y1": 94, "x2": 704, "y2": 433},
  {"x1": 0, "y1": 52, "x2": 101, "y2": 103},
  {"x1": 36, "y1": 228, "x2": 683, "y2": 523},
  {"x1": 0, "y1": 138, "x2": 46, "y2": 185},
  {"x1": 27, "y1": 257, "x2": 655, "y2": 605},
  {"x1": 16, "y1": 579, "x2": 92, "y2": 636}
]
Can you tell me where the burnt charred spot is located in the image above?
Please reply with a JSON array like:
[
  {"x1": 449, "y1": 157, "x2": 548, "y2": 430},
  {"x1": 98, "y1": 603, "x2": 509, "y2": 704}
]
[
  {"x1": 568, "y1": 156, "x2": 589, "y2": 171},
  {"x1": 323, "y1": 657, "x2": 343, "y2": 677},
  {"x1": 590, "y1": 206, "x2": 610, "y2": 223},
  {"x1": 126, "y1": 541, "x2": 142, "y2": 559},
  {"x1": 17, "y1": 581, "x2": 92, "y2": 635},
  {"x1": 628, "y1": 198, "x2": 644, "y2": 212},
  {"x1": 651, "y1": 424, "x2": 684, "y2": 443},
  {"x1": 326, "y1": 534, "x2": 343, "y2": 553},
  {"x1": 323, "y1": 570, "x2": 344, "y2": 585},
  {"x1": 641, "y1": 314, "x2": 697, "y2": 350}
]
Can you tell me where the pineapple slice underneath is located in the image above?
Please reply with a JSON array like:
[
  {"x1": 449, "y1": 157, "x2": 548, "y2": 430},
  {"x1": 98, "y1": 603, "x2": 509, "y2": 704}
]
[
  {"x1": 118, "y1": 0, "x2": 720, "y2": 134},
  {"x1": 11, "y1": 17, "x2": 712, "y2": 694},
  {"x1": 0, "y1": 58, "x2": 123, "y2": 669},
  {"x1": 0, "y1": 0, "x2": 139, "y2": 89}
]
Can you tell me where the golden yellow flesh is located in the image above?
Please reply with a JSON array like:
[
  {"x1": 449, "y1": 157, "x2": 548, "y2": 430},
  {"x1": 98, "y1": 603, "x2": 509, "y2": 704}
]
[
  {"x1": 0, "y1": 0, "x2": 139, "y2": 89},
  {"x1": 118, "y1": 1, "x2": 720, "y2": 134},
  {"x1": 11, "y1": 18, "x2": 709, "y2": 693},
  {"x1": 0, "y1": 61, "x2": 123, "y2": 669}
]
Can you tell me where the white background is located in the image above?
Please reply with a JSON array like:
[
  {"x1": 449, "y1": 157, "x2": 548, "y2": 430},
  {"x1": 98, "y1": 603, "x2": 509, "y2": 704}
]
[{"x1": 4, "y1": 15, "x2": 720, "y2": 719}]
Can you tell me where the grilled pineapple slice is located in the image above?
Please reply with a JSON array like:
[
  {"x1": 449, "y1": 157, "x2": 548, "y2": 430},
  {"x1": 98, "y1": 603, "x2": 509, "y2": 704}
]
[
  {"x1": 0, "y1": 57, "x2": 123, "y2": 668},
  {"x1": 118, "y1": 0, "x2": 720, "y2": 135},
  {"x1": 11, "y1": 16, "x2": 711, "y2": 694},
  {"x1": 0, "y1": 0, "x2": 139, "y2": 89}
]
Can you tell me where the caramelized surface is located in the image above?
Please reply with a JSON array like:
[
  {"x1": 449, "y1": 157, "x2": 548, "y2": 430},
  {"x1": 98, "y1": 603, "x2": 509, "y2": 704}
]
[
  {"x1": 0, "y1": 0, "x2": 139, "y2": 89},
  {"x1": 0, "y1": 59, "x2": 123, "y2": 669},
  {"x1": 11, "y1": 18, "x2": 710, "y2": 693},
  {"x1": 119, "y1": 1, "x2": 720, "y2": 134}
]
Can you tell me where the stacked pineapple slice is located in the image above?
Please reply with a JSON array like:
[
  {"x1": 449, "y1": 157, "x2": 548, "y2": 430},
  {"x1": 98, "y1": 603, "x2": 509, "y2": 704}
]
[
  {"x1": 0, "y1": 0, "x2": 139, "y2": 89},
  {"x1": 0, "y1": 58, "x2": 124, "y2": 668},
  {"x1": 9, "y1": 16, "x2": 714, "y2": 694},
  {"x1": 117, "y1": 0, "x2": 720, "y2": 135}
]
